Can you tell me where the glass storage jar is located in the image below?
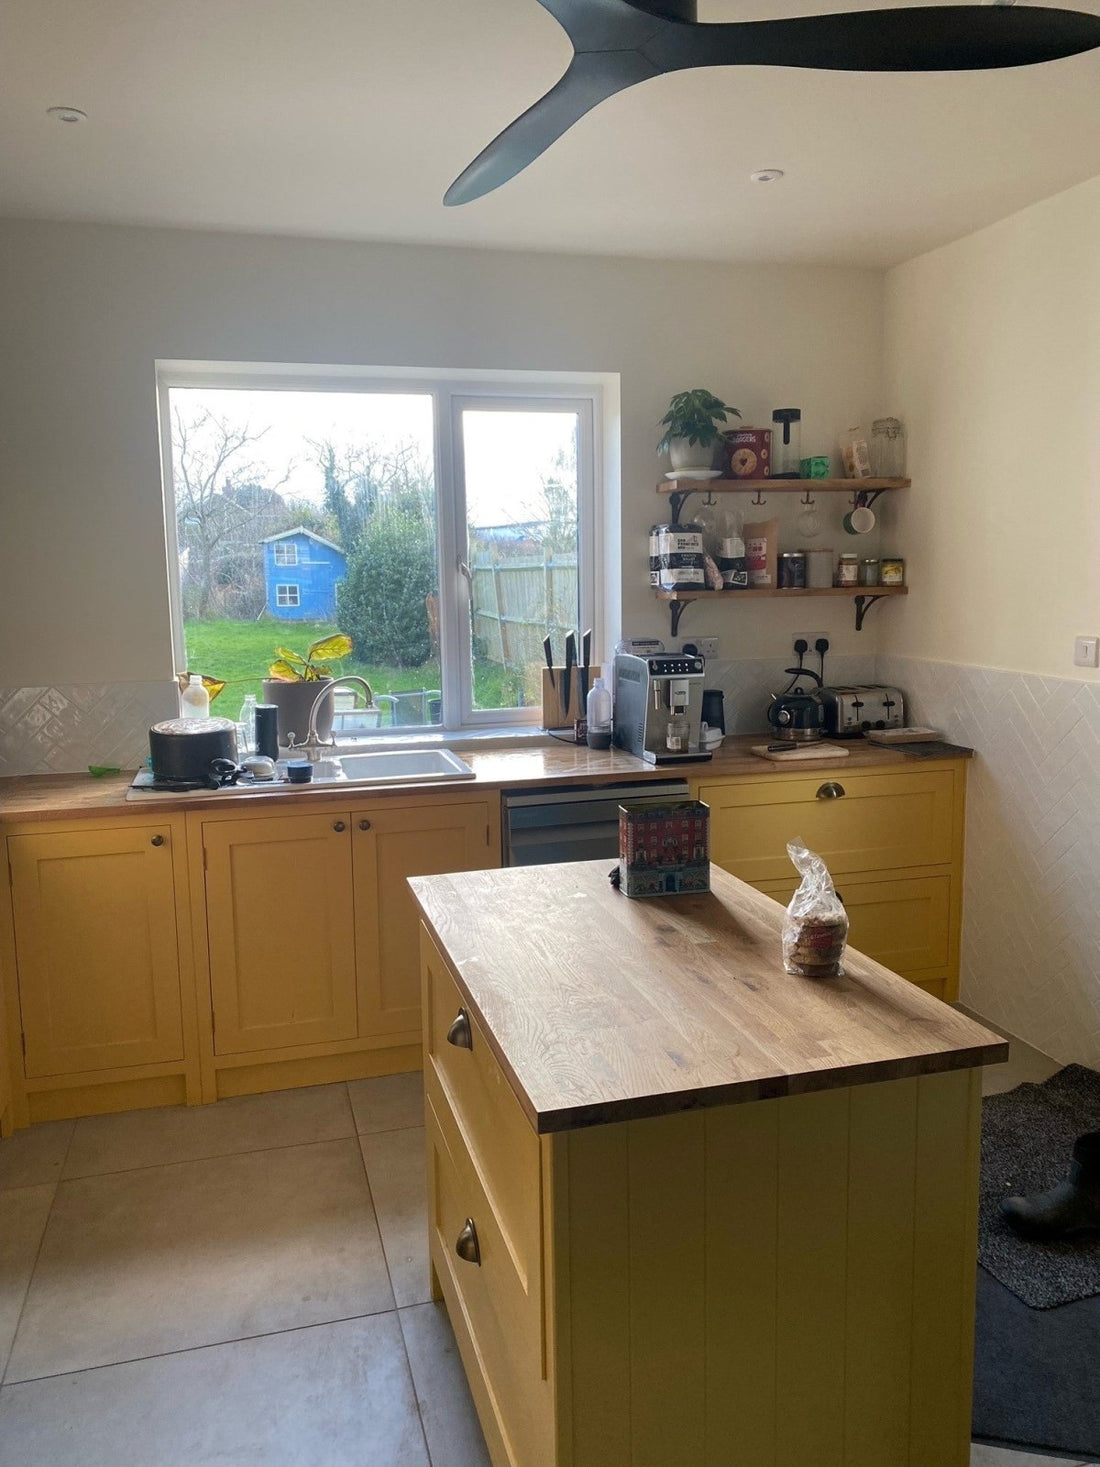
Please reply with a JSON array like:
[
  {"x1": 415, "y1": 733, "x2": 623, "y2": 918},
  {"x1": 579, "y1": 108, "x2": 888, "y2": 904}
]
[{"x1": 870, "y1": 418, "x2": 905, "y2": 478}]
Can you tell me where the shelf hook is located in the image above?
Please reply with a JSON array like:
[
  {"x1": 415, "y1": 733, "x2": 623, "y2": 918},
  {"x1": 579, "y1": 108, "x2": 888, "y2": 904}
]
[
  {"x1": 751, "y1": 488, "x2": 767, "y2": 506},
  {"x1": 702, "y1": 489, "x2": 716, "y2": 507},
  {"x1": 800, "y1": 489, "x2": 816, "y2": 506}
]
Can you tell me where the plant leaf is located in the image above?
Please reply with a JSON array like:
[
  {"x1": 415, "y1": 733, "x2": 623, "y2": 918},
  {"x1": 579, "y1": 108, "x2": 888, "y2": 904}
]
[
  {"x1": 307, "y1": 633, "x2": 352, "y2": 663},
  {"x1": 202, "y1": 677, "x2": 227, "y2": 702},
  {"x1": 307, "y1": 663, "x2": 333, "y2": 680},
  {"x1": 268, "y1": 659, "x2": 301, "y2": 681},
  {"x1": 274, "y1": 647, "x2": 308, "y2": 668}
]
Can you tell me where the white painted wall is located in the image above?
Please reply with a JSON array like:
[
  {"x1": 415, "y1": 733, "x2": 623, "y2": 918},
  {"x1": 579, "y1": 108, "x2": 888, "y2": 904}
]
[
  {"x1": 883, "y1": 175, "x2": 1100, "y2": 1067},
  {"x1": 0, "y1": 218, "x2": 884, "y2": 695}
]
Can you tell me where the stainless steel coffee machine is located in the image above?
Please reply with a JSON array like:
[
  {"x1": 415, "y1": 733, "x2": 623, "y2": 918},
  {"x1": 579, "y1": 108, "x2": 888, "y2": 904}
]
[{"x1": 613, "y1": 653, "x2": 712, "y2": 764}]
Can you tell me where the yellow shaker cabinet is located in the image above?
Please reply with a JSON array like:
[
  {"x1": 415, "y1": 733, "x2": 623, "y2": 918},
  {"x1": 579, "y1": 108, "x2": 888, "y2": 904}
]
[
  {"x1": 8, "y1": 824, "x2": 186, "y2": 1077},
  {"x1": 353, "y1": 800, "x2": 496, "y2": 1039},
  {"x1": 202, "y1": 811, "x2": 358, "y2": 1055}
]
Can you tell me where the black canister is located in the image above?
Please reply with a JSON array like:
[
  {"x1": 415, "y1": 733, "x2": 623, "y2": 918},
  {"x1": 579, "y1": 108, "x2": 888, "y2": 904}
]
[
  {"x1": 254, "y1": 703, "x2": 280, "y2": 761},
  {"x1": 701, "y1": 689, "x2": 725, "y2": 734}
]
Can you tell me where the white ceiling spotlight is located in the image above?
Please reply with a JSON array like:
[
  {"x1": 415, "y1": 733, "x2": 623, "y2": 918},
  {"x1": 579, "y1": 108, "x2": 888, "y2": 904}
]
[
  {"x1": 46, "y1": 106, "x2": 88, "y2": 124},
  {"x1": 750, "y1": 169, "x2": 785, "y2": 184}
]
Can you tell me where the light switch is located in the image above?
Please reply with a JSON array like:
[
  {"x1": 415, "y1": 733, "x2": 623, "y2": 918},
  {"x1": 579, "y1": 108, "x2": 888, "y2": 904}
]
[{"x1": 1073, "y1": 636, "x2": 1099, "y2": 668}]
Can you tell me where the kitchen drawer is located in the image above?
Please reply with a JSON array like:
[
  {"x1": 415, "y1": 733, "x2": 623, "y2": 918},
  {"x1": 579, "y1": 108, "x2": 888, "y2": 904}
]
[
  {"x1": 700, "y1": 768, "x2": 958, "y2": 884},
  {"x1": 756, "y1": 872, "x2": 954, "y2": 983},
  {"x1": 427, "y1": 1091, "x2": 551, "y2": 1467},
  {"x1": 422, "y1": 927, "x2": 541, "y2": 1295}
]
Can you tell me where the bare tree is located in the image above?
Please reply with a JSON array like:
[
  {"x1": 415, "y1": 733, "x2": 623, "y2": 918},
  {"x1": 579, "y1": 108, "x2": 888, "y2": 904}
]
[
  {"x1": 172, "y1": 409, "x2": 294, "y2": 618},
  {"x1": 310, "y1": 437, "x2": 434, "y2": 551}
]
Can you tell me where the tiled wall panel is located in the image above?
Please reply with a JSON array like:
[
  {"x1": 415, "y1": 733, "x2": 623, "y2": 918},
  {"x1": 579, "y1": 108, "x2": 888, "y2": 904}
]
[{"x1": 0, "y1": 683, "x2": 178, "y2": 779}]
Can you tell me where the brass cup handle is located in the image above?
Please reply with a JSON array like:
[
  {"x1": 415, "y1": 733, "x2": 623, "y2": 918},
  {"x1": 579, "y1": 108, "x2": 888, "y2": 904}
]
[
  {"x1": 446, "y1": 1008, "x2": 473, "y2": 1051},
  {"x1": 332, "y1": 821, "x2": 346, "y2": 832},
  {"x1": 150, "y1": 834, "x2": 166, "y2": 847},
  {"x1": 455, "y1": 1217, "x2": 481, "y2": 1266},
  {"x1": 816, "y1": 781, "x2": 846, "y2": 800}
]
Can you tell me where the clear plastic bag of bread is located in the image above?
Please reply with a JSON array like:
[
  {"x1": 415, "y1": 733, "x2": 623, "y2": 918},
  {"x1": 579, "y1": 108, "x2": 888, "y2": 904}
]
[{"x1": 782, "y1": 838, "x2": 849, "y2": 977}]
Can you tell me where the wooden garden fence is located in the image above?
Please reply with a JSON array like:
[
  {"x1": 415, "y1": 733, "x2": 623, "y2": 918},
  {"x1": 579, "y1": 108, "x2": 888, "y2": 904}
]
[{"x1": 470, "y1": 554, "x2": 578, "y2": 670}]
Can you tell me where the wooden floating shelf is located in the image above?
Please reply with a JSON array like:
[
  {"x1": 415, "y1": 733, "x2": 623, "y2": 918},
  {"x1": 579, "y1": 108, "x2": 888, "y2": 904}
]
[
  {"x1": 656, "y1": 586, "x2": 908, "y2": 602},
  {"x1": 657, "y1": 477, "x2": 911, "y2": 494}
]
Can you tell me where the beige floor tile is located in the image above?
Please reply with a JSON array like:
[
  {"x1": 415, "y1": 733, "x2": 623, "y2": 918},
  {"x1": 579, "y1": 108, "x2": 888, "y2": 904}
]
[
  {"x1": 0, "y1": 1314, "x2": 429, "y2": 1466},
  {"x1": 0, "y1": 1120, "x2": 73, "y2": 1191},
  {"x1": 360, "y1": 1126, "x2": 431, "y2": 1307},
  {"x1": 400, "y1": 1302, "x2": 491, "y2": 1467},
  {"x1": 0, "y1": 1186, "x2": 53, "y2": 1378},
  {"x1": 971, "y1": 1445, "x2": 1088, "y2": 1465},
  {"x1": 348, "y1": 1070, "x2": 424, "y2": 1134},
  {"x1": 64, "y1": 1082, "x2": 354, "y2": 1178},
  {"x1": 6, "y1": 1138, "x2": 393, "y2": 1383}
]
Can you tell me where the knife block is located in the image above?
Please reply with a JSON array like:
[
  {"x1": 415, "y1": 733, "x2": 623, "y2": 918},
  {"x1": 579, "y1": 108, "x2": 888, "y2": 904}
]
[{"x1": 542, "y1": 665, "x2": 602, "y2": 730}]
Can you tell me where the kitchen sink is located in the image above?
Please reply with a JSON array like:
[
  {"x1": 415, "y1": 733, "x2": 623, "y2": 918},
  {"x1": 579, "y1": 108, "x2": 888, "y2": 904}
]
[{"x1": 333, "y1": 749, "x2": 475, "y2": 784}]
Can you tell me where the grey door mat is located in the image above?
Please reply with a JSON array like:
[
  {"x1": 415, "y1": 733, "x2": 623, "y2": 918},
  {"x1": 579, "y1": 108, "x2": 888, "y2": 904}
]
[
  {"x1": 973, "y1": 1265, "x2": 1100, "y2": 1461},
  {"x1": 980, "y1": 1065, "x2": 1100, "y2": 1309}
]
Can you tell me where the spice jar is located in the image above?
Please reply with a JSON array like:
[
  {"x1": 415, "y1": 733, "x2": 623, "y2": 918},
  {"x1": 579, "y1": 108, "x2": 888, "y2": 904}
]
[
  {"x1": 881, "y1": 556, "x2": 905, "y2": 586},
  {"x1": 836, "y1": 553, "x2": 860, "y2": 587},
  {"x1": 860, "y1": 558, "x2": 881, "y2": 587}
]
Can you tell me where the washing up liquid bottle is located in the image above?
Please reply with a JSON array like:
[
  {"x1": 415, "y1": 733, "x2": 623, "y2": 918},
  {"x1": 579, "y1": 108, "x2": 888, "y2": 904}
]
[
  {"x1": 586, "y1": 677, "x2": 613, "y2": 750},
  {"x1": 180, "y1": 674, "x2": 210, "y2": 720}
]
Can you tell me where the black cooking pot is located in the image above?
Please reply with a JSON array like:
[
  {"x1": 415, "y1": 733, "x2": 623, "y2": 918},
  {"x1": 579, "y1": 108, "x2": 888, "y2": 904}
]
[{"x1": 149, "y1": 717, "x2": 240, "y2": 788}]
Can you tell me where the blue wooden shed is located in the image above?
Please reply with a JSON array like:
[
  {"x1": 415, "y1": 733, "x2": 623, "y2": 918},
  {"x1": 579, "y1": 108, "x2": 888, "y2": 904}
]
[{"x1": 262, "y1": 527, "x2": 347, "y2": 622}]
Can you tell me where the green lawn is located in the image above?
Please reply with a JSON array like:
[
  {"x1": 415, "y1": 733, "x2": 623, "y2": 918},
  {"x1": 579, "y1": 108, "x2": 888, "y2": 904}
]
[{"x1": 183, "y1": 619, "x2": 521, "y2": 723}]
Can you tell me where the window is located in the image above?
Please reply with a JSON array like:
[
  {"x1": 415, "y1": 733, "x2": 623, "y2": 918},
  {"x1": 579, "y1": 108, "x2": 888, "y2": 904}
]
[{"x1": 159, "y1": 369, "x2": 601, "y2": 733}]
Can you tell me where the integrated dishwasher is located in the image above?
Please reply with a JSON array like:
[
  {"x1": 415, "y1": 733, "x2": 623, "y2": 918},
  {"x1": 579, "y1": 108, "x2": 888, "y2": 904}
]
[{"x1": 502, "y1": 781, "x2": 690, "y2": 866}]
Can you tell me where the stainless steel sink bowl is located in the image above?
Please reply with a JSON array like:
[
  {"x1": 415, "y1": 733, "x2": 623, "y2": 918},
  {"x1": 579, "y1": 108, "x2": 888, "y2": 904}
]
[{"x1": 334, "y1": 749, "x2": 475, "y2": 784}]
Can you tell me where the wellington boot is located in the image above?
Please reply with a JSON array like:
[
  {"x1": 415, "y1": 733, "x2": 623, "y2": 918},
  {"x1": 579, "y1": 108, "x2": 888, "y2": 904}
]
[{"x1": 1000, "y1": 1130, "x2": 1100, "y2": 1241}]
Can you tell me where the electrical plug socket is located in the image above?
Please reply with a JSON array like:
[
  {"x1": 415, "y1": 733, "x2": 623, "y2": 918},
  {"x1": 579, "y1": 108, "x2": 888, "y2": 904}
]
[
  {"x1": 815, "y1": 637, "x2": 830, "y2": 656},
  {"x1": 792, "y1": 638, "x2": 809, "y2": 657},
  {"x1": 681, "y1": 635, "x2": 719, "y2": 658}
]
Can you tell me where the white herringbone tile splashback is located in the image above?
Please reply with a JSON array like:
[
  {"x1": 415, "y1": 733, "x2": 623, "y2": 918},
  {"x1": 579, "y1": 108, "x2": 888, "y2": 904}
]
[
  {"x1": 0, "y1": 682, "x2": 179, "y2": 777},
  {"x1": 878, "y1": 655, "x2": 1100, "y2": 1068}
]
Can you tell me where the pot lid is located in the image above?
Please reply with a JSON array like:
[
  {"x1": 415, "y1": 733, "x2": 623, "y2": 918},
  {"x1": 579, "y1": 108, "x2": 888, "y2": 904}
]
[{"x1": 151, "y1": 717, "x2": 236, "y2": 735}]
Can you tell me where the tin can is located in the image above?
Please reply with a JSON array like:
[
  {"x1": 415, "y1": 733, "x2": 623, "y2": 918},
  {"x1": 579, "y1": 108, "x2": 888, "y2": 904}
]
[
  {"x1": 836, "y1": 553, "x2": 860, "y2": 587},
  {"x1": 860, "y1": 558, "x2": 881, "y2": 587},
  {"x1": 778, "y1": 551, "x2": 807, "y2": 589},
  {"x1": 805, "y1": 547, "x2": 834, "y2": 589},
  {"x1": 880, "y1": 556, "x2": 905, "y2": 586},
  {"x1": 724, "y1": 427, "x2": 772, "y2": 479}
]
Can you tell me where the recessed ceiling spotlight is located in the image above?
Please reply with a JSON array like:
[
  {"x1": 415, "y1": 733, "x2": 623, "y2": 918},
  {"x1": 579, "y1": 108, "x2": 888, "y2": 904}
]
[
  {"x1": 46, "y1": 105, "x2": 87, "y2": 124},
  {"x1": 750, "y1": 168, "x2": 785, "y2": 183}
]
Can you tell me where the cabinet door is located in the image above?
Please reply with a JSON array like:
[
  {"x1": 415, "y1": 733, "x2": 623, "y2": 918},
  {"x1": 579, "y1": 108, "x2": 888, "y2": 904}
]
[
  {"x1": 353, "y1": 802, "x2": 494, "y2": 1038},
  {"x1": 699, "y1": 769, "x2": 957, "y2": 884},
  {"x1": 9, "y1": 826, "x2": 184, "y2": 1077},
  {"x1": 756, "y1": 872, "x2": 954, "y2": 984},
  {"x1": 203, "y1": 813, "x2": 356, "y2": 1055}
]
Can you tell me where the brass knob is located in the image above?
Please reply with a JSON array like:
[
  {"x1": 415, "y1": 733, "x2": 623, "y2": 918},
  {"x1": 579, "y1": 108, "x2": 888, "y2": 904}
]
[
  {"x1": 150, "y1": 834, "x2": 166, "y2": 847},
  {"x1": 332, "y1": 821, "x2": 346, "y2": 832},
  {"x1": 455, "y1": 1217, "x2": 481, "y2": 1266},
  {"x1": 816, "y1": 781, "x2": 846, "y2": 800},
  {"x1": 446, "y1": 1009, "x2": 473, "y2": 1051},
  {"x1": 358, "y1": 819, "x2": 371, "y2": 831}
]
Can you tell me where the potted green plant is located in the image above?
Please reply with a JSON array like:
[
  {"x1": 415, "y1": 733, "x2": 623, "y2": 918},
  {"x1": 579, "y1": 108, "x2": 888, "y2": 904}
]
[
  {"x1": 261, "y1": 633, "x2": 353, "y2": 746},
  {"x1": 657, "y1": 389, "x2": 740, "y2": 475}
]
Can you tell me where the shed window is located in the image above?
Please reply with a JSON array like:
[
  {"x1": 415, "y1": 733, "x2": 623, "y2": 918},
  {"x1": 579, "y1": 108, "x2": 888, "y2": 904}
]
[
  {"x1": 276, "y1": 584, "x2": 300, "y2": 608},
  {"x1": 273, "y1": 542, "x2": 298, "y2": 566}
]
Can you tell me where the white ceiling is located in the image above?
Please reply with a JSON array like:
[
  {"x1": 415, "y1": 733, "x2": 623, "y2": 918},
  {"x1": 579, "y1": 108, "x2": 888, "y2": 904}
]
[{"x1": 1, "y1": 0, "x2": 1098, "y2": 268}]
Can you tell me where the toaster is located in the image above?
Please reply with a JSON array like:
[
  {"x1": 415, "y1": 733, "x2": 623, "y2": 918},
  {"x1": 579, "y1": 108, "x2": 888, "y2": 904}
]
[{"x1": 820, "y1": 685, "x2": 906, "y2": 738}]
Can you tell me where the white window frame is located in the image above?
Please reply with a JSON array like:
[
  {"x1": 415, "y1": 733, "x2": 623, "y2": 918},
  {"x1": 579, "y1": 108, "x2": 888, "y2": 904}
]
[
  {"x1": 275, "y1": 583, "x2": 301, "y2": 608},
  {"x1": 156, "y1": 362, "x2": 605, "y2": 735},
  {"x1": 273, "y1": 542, "x2": 298, "y2": 567}
]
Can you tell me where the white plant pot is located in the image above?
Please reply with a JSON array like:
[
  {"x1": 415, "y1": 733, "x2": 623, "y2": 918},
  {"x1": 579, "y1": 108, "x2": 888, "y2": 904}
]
[{"x1": 668, "y1": 436, "x2": 716, "y2": 474}]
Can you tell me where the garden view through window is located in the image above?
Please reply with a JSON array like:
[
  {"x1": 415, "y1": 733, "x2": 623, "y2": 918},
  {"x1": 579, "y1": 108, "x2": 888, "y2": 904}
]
[{"x1": 166, "y1": 383, "x2": 586, "y2": 732}]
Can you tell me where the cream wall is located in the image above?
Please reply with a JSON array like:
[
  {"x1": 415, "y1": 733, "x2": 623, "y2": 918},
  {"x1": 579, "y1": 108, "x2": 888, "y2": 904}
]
[
  {"x1": 883, "y1": 174, "x2": 1100, "y2": 1067},
  {"x1": 0, "y1": 218, "x2": 885, "y2": 693},
  {"x1": 883, "y1": 173, "x2": 1100, "y2": 678}
]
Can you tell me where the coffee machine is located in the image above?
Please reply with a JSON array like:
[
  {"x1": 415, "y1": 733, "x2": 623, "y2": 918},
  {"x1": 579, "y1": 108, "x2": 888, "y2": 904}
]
[{"x1": 613, "y1": 653, "x2": 712, "y2": 764}]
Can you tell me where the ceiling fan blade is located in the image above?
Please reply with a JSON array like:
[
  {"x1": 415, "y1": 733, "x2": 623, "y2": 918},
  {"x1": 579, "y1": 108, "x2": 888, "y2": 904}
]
[
  {"x1": 444, "y1": 50, "x2": 658, "y2": 206},
  {"x1": 649, "y1": 5, "x2": 1100, "y2": 73}
]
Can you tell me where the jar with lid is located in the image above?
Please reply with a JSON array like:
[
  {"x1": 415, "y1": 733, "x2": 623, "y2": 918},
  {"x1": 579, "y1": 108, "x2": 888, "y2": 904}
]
[
  {"x1": 836, "y1": 553, "x2": 860, "y2": 587},
  {"x1": 870, "y1": 418, "x2": 905, "y2": 478},
  {"x1": 880, "y1": 556, "x2": 905, "y2": 586},
  {"x1": 771, "y1": 408, "x2": 802, "y2": 479},
  {"x1": 860, "y1": 558, "x2": 881, "y2": 587},
  {"x1": 778, "y1": 551, "x2": 807, "y2": 589}
]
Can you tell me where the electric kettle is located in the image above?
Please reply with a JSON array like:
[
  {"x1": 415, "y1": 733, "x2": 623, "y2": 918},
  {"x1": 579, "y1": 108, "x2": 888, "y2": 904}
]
[{"x1": 767, "y1": 668, "x2": 825, "y2": 743}]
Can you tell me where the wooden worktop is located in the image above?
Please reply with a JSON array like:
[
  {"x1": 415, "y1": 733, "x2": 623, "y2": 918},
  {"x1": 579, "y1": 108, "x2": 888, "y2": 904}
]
[
  {"x1": 0, "y1": 736, "x2": 968, "y2": 822},
  {"x1": 410, "y1": 859, "x2": 1006, "y2": 1134}
]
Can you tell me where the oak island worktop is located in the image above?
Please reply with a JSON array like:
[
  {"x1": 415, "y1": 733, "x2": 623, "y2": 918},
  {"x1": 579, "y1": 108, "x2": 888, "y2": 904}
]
[{"x1": 411, "y1": 860, "x2": 1005, "y2": 1467}]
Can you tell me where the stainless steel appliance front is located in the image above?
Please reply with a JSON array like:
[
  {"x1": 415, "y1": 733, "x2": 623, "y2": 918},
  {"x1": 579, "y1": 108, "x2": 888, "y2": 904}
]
[{"x1": 503, "y1": 781, "x2": 691, "y2": 866}]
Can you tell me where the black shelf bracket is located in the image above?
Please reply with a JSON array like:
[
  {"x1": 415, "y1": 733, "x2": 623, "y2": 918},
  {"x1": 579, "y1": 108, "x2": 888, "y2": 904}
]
[
  {"x1": 667, "y1": 598, "x2": 689, "y2": 638},
  {"x1": 667, "y1": 490, "x2": 692, "y2": 526},
  {"x1": 853, "y1": 593, "x2": 886, "y2": 631}
]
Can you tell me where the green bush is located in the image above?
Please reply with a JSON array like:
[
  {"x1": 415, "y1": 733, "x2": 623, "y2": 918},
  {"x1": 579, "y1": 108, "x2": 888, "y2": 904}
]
[{"x1": 338, "y1": 506, "x2": 436, "y2": 668}]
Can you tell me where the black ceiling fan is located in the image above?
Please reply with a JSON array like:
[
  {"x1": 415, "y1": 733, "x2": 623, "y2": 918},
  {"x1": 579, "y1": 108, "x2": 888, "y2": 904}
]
[{"x1": 444, "y1": 0, "x2": 1100, "y2": 204}]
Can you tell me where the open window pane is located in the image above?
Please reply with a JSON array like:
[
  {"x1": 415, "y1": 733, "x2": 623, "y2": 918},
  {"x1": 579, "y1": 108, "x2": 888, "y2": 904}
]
[
  {"x1": 167, "y1": 386, "x2": 440, "y2": 731},
  {"x1": 460, "y1": 408, "x2": 581, "y2": 715}
]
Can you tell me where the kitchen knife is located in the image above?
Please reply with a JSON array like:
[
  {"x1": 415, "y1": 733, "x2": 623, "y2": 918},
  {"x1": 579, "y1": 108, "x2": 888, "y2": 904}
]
[
  {"x1": 543, "y1": 634, "x2": 555, "y2": 693},
  {"x1": 562, "y1": 631, "x2": 576, "y2": 722},
  {"x1": 580, "y1": 628, "x2": 592, "y2": 707}
]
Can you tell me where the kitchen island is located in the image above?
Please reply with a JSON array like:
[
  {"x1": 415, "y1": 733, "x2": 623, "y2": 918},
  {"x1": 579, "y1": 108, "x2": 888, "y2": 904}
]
[{"x1": 411, "y1": 859, "x2": 1007, "y2": 1467}]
